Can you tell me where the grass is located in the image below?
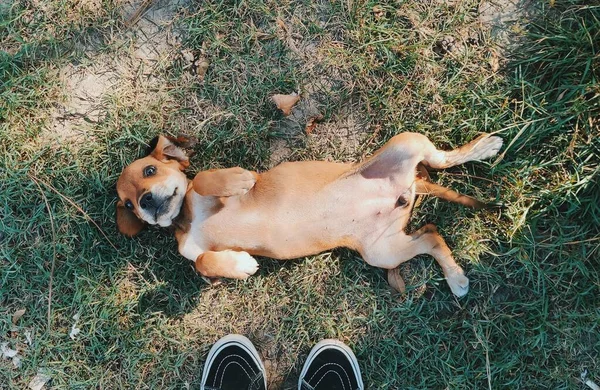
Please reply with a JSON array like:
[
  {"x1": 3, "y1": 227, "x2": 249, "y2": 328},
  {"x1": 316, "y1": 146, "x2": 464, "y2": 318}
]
[{"x1": 1, "y1": 0, "x2": 599, "y2": 388}]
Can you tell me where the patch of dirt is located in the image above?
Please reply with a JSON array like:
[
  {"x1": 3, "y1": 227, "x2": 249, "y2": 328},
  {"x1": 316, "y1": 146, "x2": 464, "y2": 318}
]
[
  {"x1": 122, "y1": 0, "x2": 188, "y2": 61},
  {"x1": 41, "y1": 63, "x2": 118, "y2": 144},
  {"x1": 269, "y1": 139, "x2": 293, "y2": 167},
  {"x1": 39, "y1": 0, "x2": 191, "y2": 149},
  {"x1": 305, "y1": 110, "x2": 370, "y2": 161},
  {"x1": 29, "y1": 0, "x2": 106, "y2": 15},
  {"x1": 479, "y1": 0, "x2": 533, "y2": 49}
]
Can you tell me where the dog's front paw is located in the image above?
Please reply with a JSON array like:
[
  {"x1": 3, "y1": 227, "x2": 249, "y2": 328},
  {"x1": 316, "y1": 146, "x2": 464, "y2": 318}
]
[
  {"x1": 231, "y1": 252, "x2": 259, "y2": 279},
  {"x1": 222, "y1": 168, "x2": 256, "y2": 196},
  {"x1": 445, "y1": 267, "x2": 469, "y2": 297}
]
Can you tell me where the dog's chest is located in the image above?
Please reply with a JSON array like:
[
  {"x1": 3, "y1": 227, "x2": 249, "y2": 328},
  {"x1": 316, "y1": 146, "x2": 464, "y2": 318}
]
[{"x1": 176, "y1": 192, "x2": 215, "y2": 261}]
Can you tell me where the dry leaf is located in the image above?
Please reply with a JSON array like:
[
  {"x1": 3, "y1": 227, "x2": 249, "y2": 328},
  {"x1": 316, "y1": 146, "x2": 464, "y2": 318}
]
[
  {"x1": 69, "y1": 313, "x2": 80, "y2": 340},
  {"x1": 305, "y1": 114, "x2": 324, "y2": 134},
  {"x1": 181, "y1": 49, "x2": 194, "y2": 64},
  {"x1": 388, "y1": 268, "x2": 406, "y2": 294},
  {"x1": 2, "y1": 342, "x2": 22, "y2": 369},
  {"x1": 195, "y1": 58, "x2": 210, "y2": 81},
  {"x1": 1, "y1": 342, "x2": 18, "y2": 358},
  {"x1": 69, "y1": 327, "x2": 80, "y2": 340},
  {"x1": 276, "y1": 18, "x2": 287, "y2": 32},
  {"x1": 12, "y1": 309, "x2": 26, "y2": 325},
  {"x1": 25, "y1": 330, "x2": 33, "y2": 346},
  {"x1": 372, "y1": 5, "x2": 385, "y2": 20},
  {"x1": 29, "y1": 372, "x2": 51, "y2": 390},
  {"x1": 489, "y1": 51, "x2": 499, "y2": 72},
  {"x1": 272, "y1": 93, "x2": 300, "y2": 116}
]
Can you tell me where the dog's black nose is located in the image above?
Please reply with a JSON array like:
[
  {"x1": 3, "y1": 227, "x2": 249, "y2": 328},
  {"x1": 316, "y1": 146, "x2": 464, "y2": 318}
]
[{"x1": 140, "y1": 192, "x2": 154, "y2": 209}]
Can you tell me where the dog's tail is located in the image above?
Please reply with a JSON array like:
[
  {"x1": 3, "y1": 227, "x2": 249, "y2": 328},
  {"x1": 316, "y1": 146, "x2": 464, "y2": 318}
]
[
  {"x1": 414, "y1": 163, "x2": 501, "y2": 209},
  {"x1": 415, "y1": 179, "x2": 502, "y2": 209}
]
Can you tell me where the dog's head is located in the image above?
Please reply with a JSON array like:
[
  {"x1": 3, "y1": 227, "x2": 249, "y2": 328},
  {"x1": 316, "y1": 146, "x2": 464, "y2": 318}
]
[{"x1": 116, "y1": 135, "x2": 195, "y2": 236}]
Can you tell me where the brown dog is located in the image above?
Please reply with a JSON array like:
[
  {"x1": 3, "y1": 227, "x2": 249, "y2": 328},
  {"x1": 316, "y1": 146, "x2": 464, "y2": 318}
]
[{"x1": 116, "y1": 132, "x2": 502, "y2": 297}]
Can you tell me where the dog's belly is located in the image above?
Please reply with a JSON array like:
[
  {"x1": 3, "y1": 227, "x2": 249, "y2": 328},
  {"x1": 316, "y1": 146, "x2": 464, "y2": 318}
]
[{"x1": 197, "y1": 164, "x2": 414, "y2": 259}]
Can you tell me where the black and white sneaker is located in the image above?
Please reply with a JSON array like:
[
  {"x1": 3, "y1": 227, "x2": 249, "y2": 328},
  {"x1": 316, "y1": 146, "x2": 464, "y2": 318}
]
[
  {"x1": 298, "y1": 339, "x2": 364, "y2": 390},
  {"x1": 200, "y1": 334, "x2": 267, "y2": 390}
]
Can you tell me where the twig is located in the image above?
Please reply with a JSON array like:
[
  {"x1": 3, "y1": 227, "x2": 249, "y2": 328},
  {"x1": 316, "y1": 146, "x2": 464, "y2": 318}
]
[
  {"x1": 31, "y1": 179, "x2": 57, "y2": 332},
  {"x1": 194, "y1": 111, "x2": 234, "y2": 132},
  {"x1": 125, "y1": 0, "x2": 155, "y2": 28},
  {"x1": 28, "y1": 174, "x2": 118, "y2": 251},
  {"x1": 564, "y1": 235, "x2": 600, "y2": 245}
]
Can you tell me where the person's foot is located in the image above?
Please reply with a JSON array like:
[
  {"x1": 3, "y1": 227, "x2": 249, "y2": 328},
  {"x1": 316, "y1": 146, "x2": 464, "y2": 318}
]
[
  {"x1": 200, "y1": 334, "x2": 266, "y2": 390},
  {"x1": 298, "y1": 339, "x2": 364, "y2": 390}
]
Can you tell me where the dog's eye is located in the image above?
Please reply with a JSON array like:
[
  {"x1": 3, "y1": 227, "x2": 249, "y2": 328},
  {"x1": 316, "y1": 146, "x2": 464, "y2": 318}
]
[
  {"x1": 143, "y1": 165, "x2": 157, "y2": 177},
  {"x1": 124, "y1": 200, "x2": 134, "y2": 210}
]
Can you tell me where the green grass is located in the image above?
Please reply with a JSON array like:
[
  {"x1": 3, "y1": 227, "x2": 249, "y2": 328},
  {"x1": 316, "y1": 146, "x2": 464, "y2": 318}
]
[{"x1": 1, "y1": 0, "x2": 599, "y2": 388}]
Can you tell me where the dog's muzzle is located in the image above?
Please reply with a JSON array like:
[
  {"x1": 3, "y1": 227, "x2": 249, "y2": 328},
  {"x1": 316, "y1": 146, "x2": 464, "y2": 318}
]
[{"x1": 139, "y1": 191, "x2": 175, "y2": 220}]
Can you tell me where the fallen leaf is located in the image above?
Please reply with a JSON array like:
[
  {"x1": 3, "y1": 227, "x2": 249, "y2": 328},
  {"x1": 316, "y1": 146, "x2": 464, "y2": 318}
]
[
  {"x1": 195, "y1": 58, "x2": 210, "y2": 81},
  {"x1": 489, "y1": 51, "x2": 499, "y2": 72},
  {"x1": 1, "y1": 342, "x2": 18, "y2": 359},
  {"x1": 25, "y1": 330, "x2": 33, "y2": 346},
  {"x1": 181, "y1": 49, "x2": 194, "y2": 64},
  {"x1": 305, "y1": 114, "x2": 324, "y2": 134},
  {"x1": 372, "y1": 5, "x2": 385, "y2": 20},
  {"x1": 436, "y1": 35, "x2": 457, "y2": 55},
  {"x1": 388, "y1": 268, "x2": 406, "y2": 294},
  {"x1": 69, "y1": 313, "x2": 81, "y2": 340},
  {"x1": 276, "y1": 18, "x2": 287, "y2": 32},
  {"x1": 2, "y1": 342, "x2": 23, "y2": 369},
  {"x1": 29, "y1": 372, "x2": 51, "y2": 390},
  {"x1": 69, "y1": 327, "x2": 80, "y2": 340},
  {"x1": 12, "y1": 309, "x2": 26, "y2": 325},
  {"x1": 272, "y1": 93, "x2": 300, "y2": 116}
]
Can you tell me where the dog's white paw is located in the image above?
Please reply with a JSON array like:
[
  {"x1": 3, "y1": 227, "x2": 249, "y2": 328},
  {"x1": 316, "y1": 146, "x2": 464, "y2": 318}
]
[
  {"x1": 472, "y1": 135, "x2": 503, "y2": 161},
  {"x1": 446, "y1": 267, "x2": 469, "y2": 297},
  {"x1": 232, "y1": 252, "x2": 259, "y2": 279}
]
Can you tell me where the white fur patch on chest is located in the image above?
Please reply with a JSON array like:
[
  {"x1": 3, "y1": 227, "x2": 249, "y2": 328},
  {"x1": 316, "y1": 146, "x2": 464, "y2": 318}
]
[{"x1": 177, "y1": 192, "x2": 213, "y2": 262}]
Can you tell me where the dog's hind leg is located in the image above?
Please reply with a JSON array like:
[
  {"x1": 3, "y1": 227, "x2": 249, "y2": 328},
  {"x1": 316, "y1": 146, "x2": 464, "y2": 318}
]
[
  {"x1": 417, "y1": 133, "x2": 503, "y2": 169},
  {"x1": 357, "y1": 133, "x2": 502, "y2": 181},
  {"x1": 360, "y1": 224, "x2": 469, "y2": 297}
]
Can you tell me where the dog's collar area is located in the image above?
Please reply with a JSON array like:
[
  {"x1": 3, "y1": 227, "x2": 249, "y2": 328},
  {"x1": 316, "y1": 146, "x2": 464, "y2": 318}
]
[
  {"x1": 165, "y1": 182, "x2": 194, "y2": 232},
  {"x1": 169, "y1": 203, "x2": 188, "y2": 232}
]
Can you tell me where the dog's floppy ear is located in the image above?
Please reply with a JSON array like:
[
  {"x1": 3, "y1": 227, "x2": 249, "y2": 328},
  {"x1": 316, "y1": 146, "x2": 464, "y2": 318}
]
[
  {"x1": 148, "y1": 135, "x2": 196, "y2": 170},
  {"x1": 116, "y1": 200, "x2": 146, "y2": 237}
]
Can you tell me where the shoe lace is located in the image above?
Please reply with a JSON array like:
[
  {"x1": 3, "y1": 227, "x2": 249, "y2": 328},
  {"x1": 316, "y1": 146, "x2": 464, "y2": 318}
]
[{"x1": 248, "y1": 371, "x2": 265, "y2": 390}]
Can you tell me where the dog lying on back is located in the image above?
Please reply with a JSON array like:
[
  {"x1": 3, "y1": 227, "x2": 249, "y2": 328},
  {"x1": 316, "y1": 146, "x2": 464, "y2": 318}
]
[{"x1": 116, "y1": 132, "x2": 502, "y2": 296}]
